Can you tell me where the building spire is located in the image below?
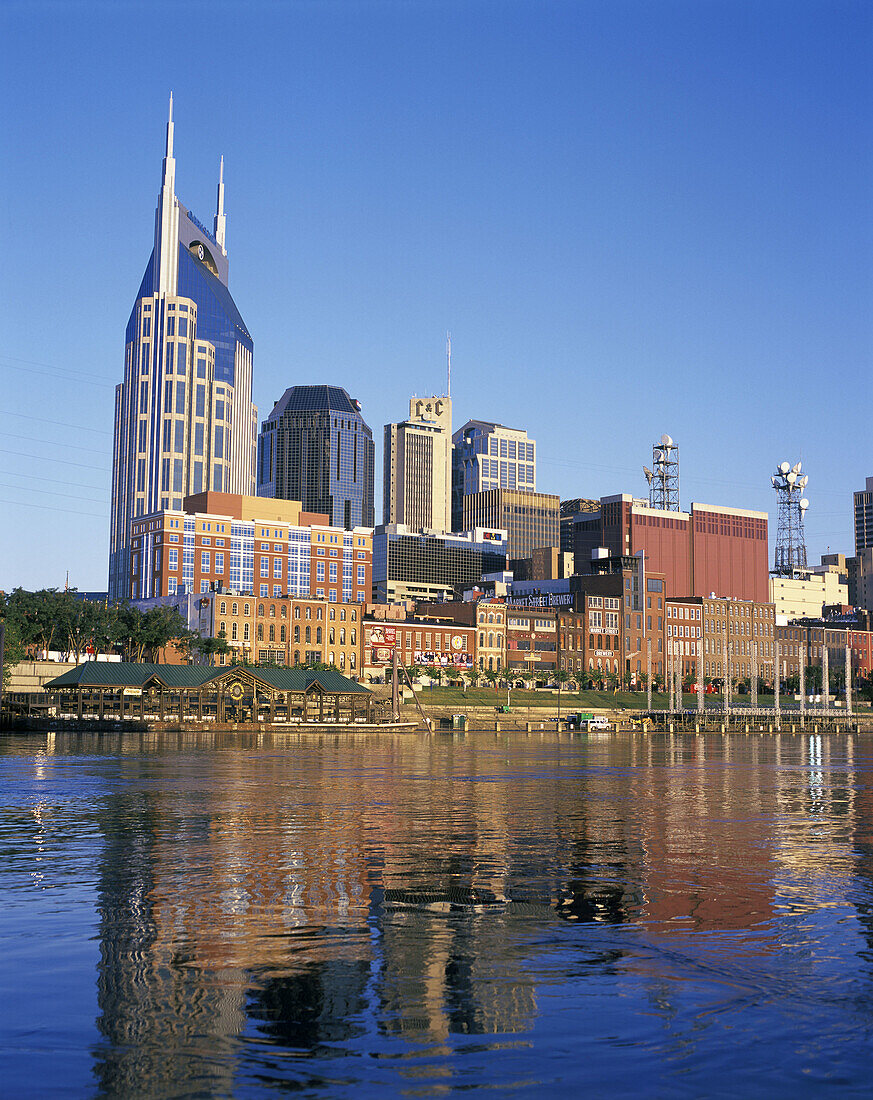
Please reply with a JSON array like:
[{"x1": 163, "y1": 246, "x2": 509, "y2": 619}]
[
  {"x1": 154, "y1": 93, "x2": 179, "y2": 295},
  {"x1": 214, "y1": 154, "x2": 227, "y2": 254}
]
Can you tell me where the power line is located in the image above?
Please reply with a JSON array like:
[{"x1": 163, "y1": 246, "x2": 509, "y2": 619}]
[
  {"x1": 0, "y1": 411, "x2": 112, "y2": 436},
  {"x1": 0, "y1": 482, "x2": 107, "y2": 505},
  {"x1": 4, "y1": 471, "x2": 107, "y2": 492},
  {"x1": 0, "y1": 497, "x2": 108, "y2": 519},
  {"x1": 0, "y1": 448, "x2": 108, "y2": 472},
  {"x1": 1, "y1": 432, "x2": 111, "y2": 456},
  {"x1": 0, "y1": 353, "x2": 111, "y2": 384}
]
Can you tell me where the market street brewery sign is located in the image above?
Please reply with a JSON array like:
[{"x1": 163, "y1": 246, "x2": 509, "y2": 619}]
[{"x1": 506, "y1": 593, "x2": 573, "y2": 608}]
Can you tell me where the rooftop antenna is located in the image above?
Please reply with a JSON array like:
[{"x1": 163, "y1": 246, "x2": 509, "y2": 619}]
[
  {"x1": 772, "y1": 459, "x2": 809, "y2": 575},
  {"x1": 646, "y1": 434, "x2": 679, "y2": 510},
  {"x1": 446, "y1": 331, "x2": 452, "y2": 398}
]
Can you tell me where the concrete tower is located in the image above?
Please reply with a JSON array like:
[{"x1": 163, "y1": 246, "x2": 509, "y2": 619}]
[{"x1": 383, "y1": 395, "x2": 452, "y2": 532}]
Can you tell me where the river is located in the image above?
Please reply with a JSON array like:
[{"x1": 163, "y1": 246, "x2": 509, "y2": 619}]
[{"x1": 1, "y1": 729, "x2": 872, "y2": 1098}]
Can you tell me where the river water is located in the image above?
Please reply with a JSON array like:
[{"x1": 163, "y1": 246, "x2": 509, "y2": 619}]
[{"x1": 2, "y1": 729, "x2": 873, "y2": 1098}]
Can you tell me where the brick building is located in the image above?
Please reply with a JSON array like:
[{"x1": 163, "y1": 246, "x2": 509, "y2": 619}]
[
  {"x1": 361, "y1": 618, "x2": 475, "y2": 679},
  {"x1": 567, "y1": 495, "x2": 769, "y2": 603},
  {"x1": 669, "y1": 596, "x2": 775, "y2": 686},
  {"x1": 129, "y1": 491, "x2": 371, "y2": 604}
]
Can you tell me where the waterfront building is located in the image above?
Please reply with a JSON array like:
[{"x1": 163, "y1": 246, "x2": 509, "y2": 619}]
[
  {"x1": 461, "y1": 488, "x2": 560, "y2": 561},
  {"x1": 257, "y1": 385, "x2": 374, "y2": 529},
  {"x1": 769, "y1": 555, "x2": 849, "y2": 622},
  {"x1": 568, "y1": 495, "x2": 769, "y2": 604},
  {"x1": 128, "y1": 491, "x2": 371, "y2": 604},
  {"x1": 361, "y1": 618, "x2": 475, "y2": 680},
  {"x1": 109, "y1": 98, "x2": 257, "y2": 599},
  {"x1": 372, "y1": 524, "x2": 507, "y2": 604},
  {"x1": 855, "y1": 477, "x2": 873, "y2": 553},
  {"x1": 383, "y1": 396, "x2": 452, "y2": 532},
  {"x1": 667, "y1": 595, "x2": 775, "y2": 686},
  {"x1": 451, "y1": 420, "x2": 537, "y2": 531}
]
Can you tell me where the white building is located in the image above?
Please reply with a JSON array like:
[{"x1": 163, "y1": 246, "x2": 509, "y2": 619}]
[{"x1": 451, "y1": 419, "x2": 537, "y2": 530}]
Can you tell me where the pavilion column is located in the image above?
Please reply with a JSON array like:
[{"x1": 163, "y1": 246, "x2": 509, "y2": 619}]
[
  {"x1": 198, "y1": 690, "x2": 203, "y2": 720},
  {"x1": 319, "y1": 692, "x2": 324, "y2": 722},
  {"x1": 77, "y1": 690, "x2": 83, "y2": 721},
  {"x1": 159, "y1": 692, "x2": 165, "y2": 723},
  {"x1": 98, "y1": 691, "x2": 105, "y2": 721},
  {"x1": 179, "y1": 690, "x2": 185, "y2": 724}
]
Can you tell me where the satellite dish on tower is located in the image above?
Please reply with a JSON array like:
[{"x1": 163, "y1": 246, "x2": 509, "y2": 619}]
[
  {"x1": 800, "y1": 498, "x2": 809, "y2": 510},
  {"x1": 800, "y1": 476, "x2": 808, "y2": 488},
  {"x1": 779, "y1": 461, "x2": 790, "y2": 475},
  {"x1": 786, "y1": 471, "x2": 797, "y2": 485},
  {"x1": 643, "y1": 467, "x2": 654, "y2": 484},
  {"x1": 771, "y1": 476, "x2": 778, "y2": 488},
  {"x1": 661, "y1": 434, "x2": 673, "y2": 448}
]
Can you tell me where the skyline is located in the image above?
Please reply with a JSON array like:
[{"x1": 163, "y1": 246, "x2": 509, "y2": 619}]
[{"x1": 2, "y1": 0, "x2": 870, "y2": 591}]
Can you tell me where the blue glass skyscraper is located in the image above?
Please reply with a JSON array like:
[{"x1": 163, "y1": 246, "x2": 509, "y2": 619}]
[
  {"x1": 109, "y1": 98, "x2": 257, "y2": 598},
  {"x1": 257, "y1": 385, "x2": 375, "y2": 530}
]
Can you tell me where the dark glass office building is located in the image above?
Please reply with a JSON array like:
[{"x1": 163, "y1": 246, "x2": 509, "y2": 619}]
[
  {"x1": 373, "y1": 524, "x2": 508, "y2": 603},
  {"x1": 257, "y1": 385, "x2": 375, "y2": 529}
]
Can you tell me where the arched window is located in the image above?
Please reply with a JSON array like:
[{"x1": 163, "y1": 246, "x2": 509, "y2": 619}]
[
  {"x1": 269, "y1": 605, "x2": 276, "y2": 617},
  {"x1": 244, "y1": 603, "x2": 250, "y2": 616},
  {"x1": 488, "y1": 614, "x2": 494, "y2": 623},
  {"x1": 329, "y1": 608, "x2": 335, "y2": 620},
  {"x1": 350, "y1": 609, "x2": 356, "y2": 621},
  {"x1": 243, "y1": 623, "x2": 250, "y2": 641},
  {"x1": 281, "y1": 605, "x2": 287, "y2": 618},
  {"x1": 306, "y1": 607, "x2": 311, "y2": 620},
  {"x1": 232, "y1": 602, "x2": 238, "y2": 615},
  {"x1": 269, "y1": 624, "x2": 275, "y2": 642},
  {"x1": 488, "y1": 656, "x2": 494, "y2": 670},
  {"x1": 258, "y1": 604, "x2": 264, "y2": 617},
  {"x1": 305, "y1": 626, "x2": 311, "y2": 643},
  {"x1": 231, "y1": 622, "x2": 238, "y2": 640},
  {"x1": 280, "y1": 625, "x2": 286, "y2": 642},
  {"x1": 294, "y1": 625, "x2": 300, "y2": 642},
  {"x1": 480, "y1": 632, "x2": 485, "y2": 646},
  {"x1": 294, "y1": 649, "x2": 300, "y2": 664},
  {"x1": 294, "y1": 606, "x2": 301, "y2": 619},
  {"x1": 316, "y1": 626, "x2": 322, "y2": 644},
  {"x1": 350, "y1": 652, "x2": 356, "y2": 668},
  {"x1": 340, "y1": 609, "x2": 346, "y2": 621},
  {"x1": 257, "y1": 624, "x2": 263, "y2": 641},
  {"x1": 219, "y1": 621, "x2": 226, "y2": 635},
  {"x1": 339, "y1": 653, "x2": 345, "y2": 669},
  {"x1": 488, "y1": 633, "x2": 493, "y2": 647},
  {"x1": 317, "y1": 608, "x2": 323, "y2": 621},
  {"x1": 220, "y1": 601, "x2": 227, "y2": 615},
  {"x1": 329, "y1": 628, "x2": 335, "y2": 644},
  {"x1": 339, "y1": 628, "x2": 345, "y2": 644},
  {"x1": 350, "y1": 629, "x2": 356, "y2": 645},
  {"x1": 329, "y1": 651, "x2": 335, "y2": 665}
]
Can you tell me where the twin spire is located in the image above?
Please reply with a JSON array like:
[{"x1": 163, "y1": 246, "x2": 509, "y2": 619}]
[{"x1": 160, "y1": 93, "x2": 227, "y2": 256}]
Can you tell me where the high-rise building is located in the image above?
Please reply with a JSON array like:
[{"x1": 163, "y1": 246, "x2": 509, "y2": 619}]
[
  {"x1": 451, "y1": 420, "x2": 536, "y2": 531},
  {"x1": 383, "y1": 395, "x2": 452, "y2": 531},
  {"x1": 109, "y1": 98, "x2": 257, "y2": 598},
  {"x1": 461, "y1": 488, "x2": 560, "y2": 560},
  {"x1": 854, "y1": 477, "x2": 873, "y2": 553},
  {"x1": 257, "y1": 385, "x2": 374, "y2": 530}
]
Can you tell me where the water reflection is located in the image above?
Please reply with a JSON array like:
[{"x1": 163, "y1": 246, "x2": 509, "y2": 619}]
[{"x1": 2, "y1": 731, "x2": 873, "y2": 1096}]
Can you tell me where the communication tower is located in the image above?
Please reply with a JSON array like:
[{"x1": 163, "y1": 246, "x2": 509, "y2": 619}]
[
  {"x1": 771, "y1": 460, "x2": 809, "y2": 574},
  {"x1": 643, "y1": 434, "x2": 679, "y2": 511}
]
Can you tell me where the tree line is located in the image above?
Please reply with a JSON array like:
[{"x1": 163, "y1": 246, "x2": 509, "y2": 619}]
[{"x1": 0, "y1": 589, "x2": 226, "y2": 685}]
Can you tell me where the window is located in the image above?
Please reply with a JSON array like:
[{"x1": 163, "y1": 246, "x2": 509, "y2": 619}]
[{"x1": 201, "y1": 551, "x2": 210, "y2": 573}]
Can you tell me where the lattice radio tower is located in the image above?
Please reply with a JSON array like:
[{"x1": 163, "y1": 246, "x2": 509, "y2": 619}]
[
  {"x1": 643, "y1": 434, "x2": 679, "y2": 511},
  {"x1": 771, "y1": 460, "x2": 809, "y2": 574}
]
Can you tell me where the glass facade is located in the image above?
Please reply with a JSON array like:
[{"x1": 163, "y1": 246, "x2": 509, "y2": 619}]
[{"x1": 257, "y1": 385, "x2": 374, "y2": 529}]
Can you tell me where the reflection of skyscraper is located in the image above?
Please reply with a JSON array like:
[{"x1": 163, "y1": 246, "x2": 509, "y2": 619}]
[
  {"x1": 257, "y1": 385, "x2": 375, "y2": 529},
  {"x1": 109, "y1": 98, "x2": 257, "y2": 598}
]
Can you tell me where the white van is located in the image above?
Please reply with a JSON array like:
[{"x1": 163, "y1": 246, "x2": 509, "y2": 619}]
[{"x1": 583, "y1": 715, "x2": 610, "y2": 731}]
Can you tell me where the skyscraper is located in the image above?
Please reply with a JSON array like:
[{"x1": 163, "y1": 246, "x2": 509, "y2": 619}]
[
  {"x1": 854, "y1": 477, "x2": 873, "y2": 553},
  {"x1": 257, "y1": 385, "x2": 375, "y2": 529},
  {"x1": 109, "y1": 98, "x2": 257, "y2": 598},
  {"x1": 383, "y1": 395, "x2": 452, "y2": 532},
  {"x1": 451, "y1": 420, "x2": 537, "y2": 531}
]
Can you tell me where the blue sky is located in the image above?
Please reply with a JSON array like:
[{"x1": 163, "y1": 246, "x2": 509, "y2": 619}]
[{"x1": 1, "y1": 0, "x2": 870, "y2": 591}]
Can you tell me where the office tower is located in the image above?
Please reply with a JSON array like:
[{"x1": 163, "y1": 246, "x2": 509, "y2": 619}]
[
  {"x1": 383, "y1": 395, "x2": 452, "y2": 532},
  {"x1": 372, "y1": 524, "x2": 508, "y2": 603},
  {"x1": 462, "y1": 488, "x2": 560, "y2": 561},
  {"x1": 109, "y1": 98, "x2": 257, "y2": 598},
  {"x1": 854, "y1": 477, "x2": 873, "y2": 553},
  {"x1": 451, "y1": 420, "x2": 536, "y2": 531},
  {"x1": 257, "y1": 385, "x2": 374, "y2": 529}
]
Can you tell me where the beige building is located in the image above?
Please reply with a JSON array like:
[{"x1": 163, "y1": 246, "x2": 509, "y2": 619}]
[
  {"x1": 769, "y1": 563, "x2": 849, "y2": 623},
  {"x1": 383, "y1": 395, "x2": 452, "y2": 532}
]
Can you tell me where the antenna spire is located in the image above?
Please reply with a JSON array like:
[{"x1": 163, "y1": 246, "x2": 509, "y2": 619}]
[
  {"x1": 446, "y1": 331, "x2": 452, "y2": 397},
  {"x1": 214, "y1": 154, "x2": 227, "y2": 254},
  {"x1": 165, "y1": 91, "x2": 174, "y2": 158}
]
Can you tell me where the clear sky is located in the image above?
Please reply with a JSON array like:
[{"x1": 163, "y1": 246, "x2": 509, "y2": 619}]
[{"x1": 1, "y1": 0, "x2": 870, "y2": 592}]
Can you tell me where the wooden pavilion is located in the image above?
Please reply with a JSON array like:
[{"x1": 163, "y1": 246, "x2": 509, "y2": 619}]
[{"x1": 44, "y1": 663, "x2": 382, "y2": 726}]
